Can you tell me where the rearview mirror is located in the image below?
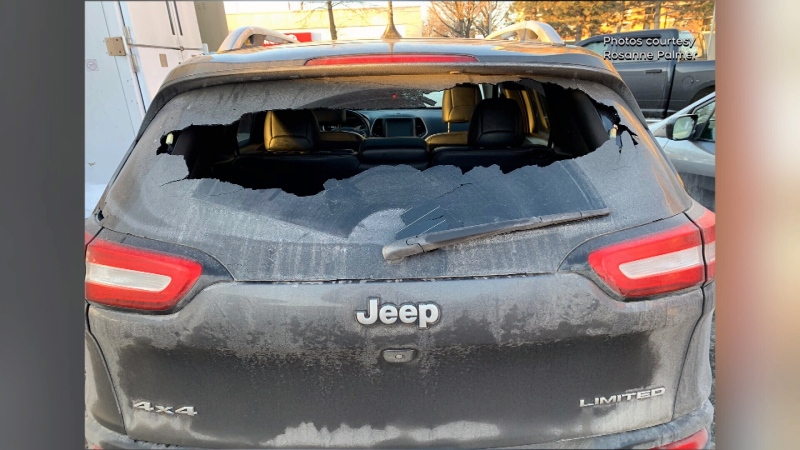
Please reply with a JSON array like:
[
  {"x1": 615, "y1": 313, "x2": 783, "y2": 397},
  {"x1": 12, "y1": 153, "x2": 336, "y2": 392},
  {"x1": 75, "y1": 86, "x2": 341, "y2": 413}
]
[{"x1": 667, "y1": 114, "x2": 698, "y2": 141}]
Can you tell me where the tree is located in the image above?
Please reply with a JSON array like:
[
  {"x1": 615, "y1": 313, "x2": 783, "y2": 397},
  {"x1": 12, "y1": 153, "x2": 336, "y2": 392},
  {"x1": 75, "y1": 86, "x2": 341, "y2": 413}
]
[
  {"x1": 512, "y1": 1, "x2": 621, "y2": 42},
  {"x1": 618, "y1": 1, "x2": 714, "y2": 31},
  {"x1": 427, "y1": 1, "x2": 479, "y2": 37},
  {"x1": 510, "y1": 1, "x2": 713, "y2": 42},
  {"x1": 299, "y1": 1, "x2": 372, "y2": 41},
  {"x1": 426, "y1": 1, "x2": 509, "y2": 38},
  {"x1": 653, "y1": 1, "x2": 662, "y2": 29},
  {"x1": 326, "y1": 1, "x2": 338, "y2": 40},
  {"x1": 658, "y1": 1, "x2": 715, "y2": 29},
  {"x1": 474, "y1": 2, "x2": 510, "y2": 37}
]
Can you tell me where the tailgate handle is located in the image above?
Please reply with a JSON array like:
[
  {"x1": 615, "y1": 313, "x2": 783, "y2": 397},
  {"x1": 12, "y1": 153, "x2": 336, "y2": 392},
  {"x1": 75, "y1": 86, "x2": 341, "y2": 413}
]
[{"x1": 382, "y1": 349, "x2": 417, "y2": 363}]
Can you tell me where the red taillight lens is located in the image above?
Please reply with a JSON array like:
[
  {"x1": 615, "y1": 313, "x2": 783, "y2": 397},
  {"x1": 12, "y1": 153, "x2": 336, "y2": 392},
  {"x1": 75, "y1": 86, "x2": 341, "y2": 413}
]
[
  {"x1": 305, "y1": 54, "x2": 478, "y2": 66},
  {"x1": 694, "y1": 209, "x2": 715, "y2": 282},
  {"x1": 588, "y1": 220, "x2": 707, "y2": 298},
  {"x1": 652, "y1": 428, "x2": 708, "y2": 449},
  {"x1": 85, "y1": 238, "x2": 202, "y2": 311}
]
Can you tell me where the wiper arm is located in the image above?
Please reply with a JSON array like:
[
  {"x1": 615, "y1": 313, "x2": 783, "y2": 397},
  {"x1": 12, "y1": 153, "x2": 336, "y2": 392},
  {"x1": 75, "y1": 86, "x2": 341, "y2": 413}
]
[
  {"x1": 420, "y1": 96, "x2": 437, "y2": 106},
  {"x1": 382, "y1": 208, "x2": 611, "y2": 261}
]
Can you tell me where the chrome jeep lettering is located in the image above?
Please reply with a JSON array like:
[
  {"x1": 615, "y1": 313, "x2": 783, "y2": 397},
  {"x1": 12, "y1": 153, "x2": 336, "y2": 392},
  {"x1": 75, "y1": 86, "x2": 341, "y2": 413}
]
[
  {"x1": 356, "y1": 298, "x2": 440, "y2": 329},
  {"x1": 418, "y1": 304, "x2": 440, "y2": 329},
  {"x1": 355, "y1": 298, "x2": 379, "y2": 325},
  {"x1": 398, "y1": 304, "x2": 418, "y2": 324},
  {"x1": 378, "y1": 304, "x2": 398, "y2": 324}
]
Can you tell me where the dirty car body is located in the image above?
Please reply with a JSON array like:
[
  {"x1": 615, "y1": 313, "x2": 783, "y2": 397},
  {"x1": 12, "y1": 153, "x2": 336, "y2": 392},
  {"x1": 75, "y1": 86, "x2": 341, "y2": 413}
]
[{"x1": 84, "y1": 39, "x2": 715, "y2": 449}]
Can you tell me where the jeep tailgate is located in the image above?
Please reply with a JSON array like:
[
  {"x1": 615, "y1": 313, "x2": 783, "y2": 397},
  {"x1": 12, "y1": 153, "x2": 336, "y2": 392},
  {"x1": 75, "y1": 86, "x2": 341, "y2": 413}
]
[{"x1": 89, "y1": 274, "x2": 703, "y2": 448}]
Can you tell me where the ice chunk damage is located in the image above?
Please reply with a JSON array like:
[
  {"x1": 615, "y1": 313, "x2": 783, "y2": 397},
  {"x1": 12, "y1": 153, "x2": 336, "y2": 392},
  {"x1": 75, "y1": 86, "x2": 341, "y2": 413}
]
[
  {"x1": 139, "y1": 81, "x2": 642, "y2": 242},
  {"x1": 101, "y1": 134, "x2": 660, "y2": 282},
  {"x1": 148, "y1": 154, "x2": 609, "y2": 240},
  {"x1": 96, "y1": 76, "x2": 668, "y2": 281}
]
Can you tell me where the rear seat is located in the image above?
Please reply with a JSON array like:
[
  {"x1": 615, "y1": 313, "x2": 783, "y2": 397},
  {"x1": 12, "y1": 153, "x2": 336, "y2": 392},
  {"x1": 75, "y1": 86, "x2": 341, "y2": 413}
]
[
  {"x1": 431, "y1": 98, "x2": 540, "y2": 173},
  {"x1": 359, "y1": 137, "x2": 428, "y2": 170},
  {"x1": 232, "y1": 109, "x2": 360, "y2": 195}
]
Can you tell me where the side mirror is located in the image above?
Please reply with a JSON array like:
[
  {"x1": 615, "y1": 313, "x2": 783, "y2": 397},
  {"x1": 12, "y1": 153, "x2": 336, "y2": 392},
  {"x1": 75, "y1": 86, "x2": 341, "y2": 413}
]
[{"x1": 666, "y1": 114, "x2": 698, "y2": 141}]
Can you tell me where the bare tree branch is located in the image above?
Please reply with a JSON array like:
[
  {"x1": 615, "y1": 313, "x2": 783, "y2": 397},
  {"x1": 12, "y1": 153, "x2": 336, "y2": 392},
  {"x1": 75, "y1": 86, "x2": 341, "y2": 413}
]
[{"x1": 474, "y1": 1, "x2": 509, "y2": 37}]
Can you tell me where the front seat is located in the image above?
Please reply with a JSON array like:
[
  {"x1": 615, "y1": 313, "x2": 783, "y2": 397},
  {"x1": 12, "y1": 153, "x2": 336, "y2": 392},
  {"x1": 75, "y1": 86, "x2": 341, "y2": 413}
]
[
  {"x1": 425, "y1": 84, "x2": 481, "y2": 153},
  {"x1": 312, "y1": 108, "x2": 363, "y2": 152}
]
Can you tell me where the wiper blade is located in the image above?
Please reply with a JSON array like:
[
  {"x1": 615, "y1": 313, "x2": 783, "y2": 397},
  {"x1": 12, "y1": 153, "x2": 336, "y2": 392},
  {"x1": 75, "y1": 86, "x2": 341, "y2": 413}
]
[{"x1": 382, "y1": 208, "x2": 611, "y2": 261}]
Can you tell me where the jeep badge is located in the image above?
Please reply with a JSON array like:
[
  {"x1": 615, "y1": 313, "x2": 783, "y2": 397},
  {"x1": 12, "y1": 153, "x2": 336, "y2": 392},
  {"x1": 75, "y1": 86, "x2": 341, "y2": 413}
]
[{"x1": 356, "y1": 298, "x2": 440, "y2": 329}]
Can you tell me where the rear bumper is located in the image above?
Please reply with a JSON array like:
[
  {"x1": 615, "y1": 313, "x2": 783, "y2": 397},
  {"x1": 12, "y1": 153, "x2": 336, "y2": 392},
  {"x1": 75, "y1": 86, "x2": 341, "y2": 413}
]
[{"x1": 86, "y1": 399, "x2": 713, "y2": 449}]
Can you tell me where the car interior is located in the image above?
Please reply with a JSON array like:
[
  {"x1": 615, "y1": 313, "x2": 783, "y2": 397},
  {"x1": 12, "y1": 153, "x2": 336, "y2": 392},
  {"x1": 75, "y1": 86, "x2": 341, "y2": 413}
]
[{"x1": 159, "y1": 80, "x2": 616, "y2": 196}]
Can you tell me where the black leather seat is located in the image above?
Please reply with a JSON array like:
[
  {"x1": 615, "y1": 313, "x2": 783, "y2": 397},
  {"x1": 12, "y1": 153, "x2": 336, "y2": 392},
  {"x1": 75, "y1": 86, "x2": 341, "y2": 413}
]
[
  {"x1": 424, "y1": 84, "x2": 481, "y2": 153},
  {"x1": 313, "y1": 108, "x2": 363, "y2": 152},
  {"x1": 431, "y1": 98, "x2": 536, "y2": 173},
  {"x1": 232, "y1": 109, "x2": 360, "y2": 195},
  {"x1": 359, "y1": 137, "x2": 428, "y2": 170}
]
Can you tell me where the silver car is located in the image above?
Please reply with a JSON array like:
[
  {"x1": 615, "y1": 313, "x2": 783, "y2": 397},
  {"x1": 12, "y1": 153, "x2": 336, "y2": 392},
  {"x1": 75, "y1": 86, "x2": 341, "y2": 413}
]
[{"x1": 650, "y1": 92, "x2": 716, "y2": 211}]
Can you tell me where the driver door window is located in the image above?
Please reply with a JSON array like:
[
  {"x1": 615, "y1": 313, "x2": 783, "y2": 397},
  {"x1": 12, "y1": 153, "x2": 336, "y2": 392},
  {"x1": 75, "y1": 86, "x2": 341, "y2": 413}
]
[
  {"x1": 693, "y1": 100, "x2": 716, "y2": 142},
  {"x1": 582, "y1": 41, "x2": 608, "y2": 56}
]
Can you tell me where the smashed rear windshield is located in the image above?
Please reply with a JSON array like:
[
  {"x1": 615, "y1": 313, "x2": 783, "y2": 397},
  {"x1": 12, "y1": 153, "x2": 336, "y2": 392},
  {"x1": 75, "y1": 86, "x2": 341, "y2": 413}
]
[{"x1": 98, "y1": 74, "x2": 687, "y2": 281}]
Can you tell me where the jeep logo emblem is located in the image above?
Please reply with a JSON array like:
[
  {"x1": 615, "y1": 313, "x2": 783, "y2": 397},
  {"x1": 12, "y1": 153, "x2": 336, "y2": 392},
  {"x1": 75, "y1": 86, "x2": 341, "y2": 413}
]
[{"x1": 356, "y1": 298, "x2": 440, "y2": 329}]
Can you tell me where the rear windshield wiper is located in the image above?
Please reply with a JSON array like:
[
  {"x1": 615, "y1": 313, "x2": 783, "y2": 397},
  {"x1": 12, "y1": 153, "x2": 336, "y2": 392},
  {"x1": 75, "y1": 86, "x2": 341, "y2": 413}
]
[{"x1": 382, "y1": 208, "x2": 611, "y2": 261}]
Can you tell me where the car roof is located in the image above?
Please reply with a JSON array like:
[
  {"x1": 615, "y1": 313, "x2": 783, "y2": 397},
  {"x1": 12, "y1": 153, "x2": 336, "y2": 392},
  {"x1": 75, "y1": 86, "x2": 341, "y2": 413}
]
[
  {"x1": 137, "y1": 38, "x2": 643, "y2": 141},
  {"x1": 168, "y1": 38, "x2": 614, "y2": 85}
]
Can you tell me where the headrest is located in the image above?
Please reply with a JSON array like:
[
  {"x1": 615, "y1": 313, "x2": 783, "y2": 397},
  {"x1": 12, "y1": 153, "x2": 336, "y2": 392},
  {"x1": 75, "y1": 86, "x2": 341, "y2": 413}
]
[
  {"x1": 263, "y1": 110, "x2": 320, "y2": 152},
  {"x1": 442, "y1": 84, "x2": 481, "y2": 124},
  {"x1": 468, "y1": 98, "x2": 525, "y2": 148},
  {"x1": 312, "y1": 109, "x2": 347, "y2": 126}
]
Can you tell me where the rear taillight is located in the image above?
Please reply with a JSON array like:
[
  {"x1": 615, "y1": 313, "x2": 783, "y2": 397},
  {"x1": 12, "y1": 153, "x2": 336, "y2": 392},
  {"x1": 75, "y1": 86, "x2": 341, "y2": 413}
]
[
  {"x1": 305, "y1": 54, "x2": 478, "y2": 66},
  {"x1": 588, "y1": 209, "x2": 715, "y2": 298},
  {"x1": 652, "y1": 428, "x2": 708, "y2": 449},
  {"x1": 85, "y1": 238, "x2": 202, "y2": 311},
  {"x1": 694, "y1": 209, "x2": 716, "y2": 282}
]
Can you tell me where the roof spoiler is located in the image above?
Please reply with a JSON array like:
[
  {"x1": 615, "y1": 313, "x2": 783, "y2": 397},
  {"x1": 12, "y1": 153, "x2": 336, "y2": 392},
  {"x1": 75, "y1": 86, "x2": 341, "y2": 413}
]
[
  {"x1": 485, "y1": 21, "x2": 564, "y2": 45},
  {"x1": 218, "y1": 26, "x2": 299, "y2": 53}
]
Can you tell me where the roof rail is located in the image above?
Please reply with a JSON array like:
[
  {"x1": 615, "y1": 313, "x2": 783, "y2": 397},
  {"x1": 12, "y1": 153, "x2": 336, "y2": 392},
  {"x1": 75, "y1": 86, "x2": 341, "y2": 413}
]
[
  {"x1": 485, "y1": 21, "x2": 564, "y2": 45},
  {"x1": 217, "y1": 26, "x2": 299, "y2": 53}
]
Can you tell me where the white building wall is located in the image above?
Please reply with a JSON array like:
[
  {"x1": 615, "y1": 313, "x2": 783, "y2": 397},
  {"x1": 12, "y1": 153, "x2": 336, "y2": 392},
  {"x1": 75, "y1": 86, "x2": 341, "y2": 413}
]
[
  {"x1": 85, "y1": 2, "x2": 144, "y2": 217},
  {"x1": 85, "y1": 1, "x2": 204, "y2": 217}
]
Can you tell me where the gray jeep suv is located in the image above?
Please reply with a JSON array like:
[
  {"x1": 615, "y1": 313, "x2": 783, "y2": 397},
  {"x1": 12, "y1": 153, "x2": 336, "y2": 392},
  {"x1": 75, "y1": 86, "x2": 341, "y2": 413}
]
[{"x1": 84, "y1": 37, "x2": 715, "y2": 449}]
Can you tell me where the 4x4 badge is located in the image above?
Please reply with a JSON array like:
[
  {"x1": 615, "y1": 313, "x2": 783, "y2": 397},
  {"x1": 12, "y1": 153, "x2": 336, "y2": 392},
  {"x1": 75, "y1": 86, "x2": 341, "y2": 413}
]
[{"x1": 356, "y1": 298, "x2": 440, "y2": 329}]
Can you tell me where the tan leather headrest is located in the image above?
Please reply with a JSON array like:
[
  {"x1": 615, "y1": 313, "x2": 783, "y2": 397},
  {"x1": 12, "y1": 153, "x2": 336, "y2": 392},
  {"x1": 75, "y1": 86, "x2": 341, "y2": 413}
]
[{"x1": 442, "y1": 84, "x2": 481, "y2": 124}]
